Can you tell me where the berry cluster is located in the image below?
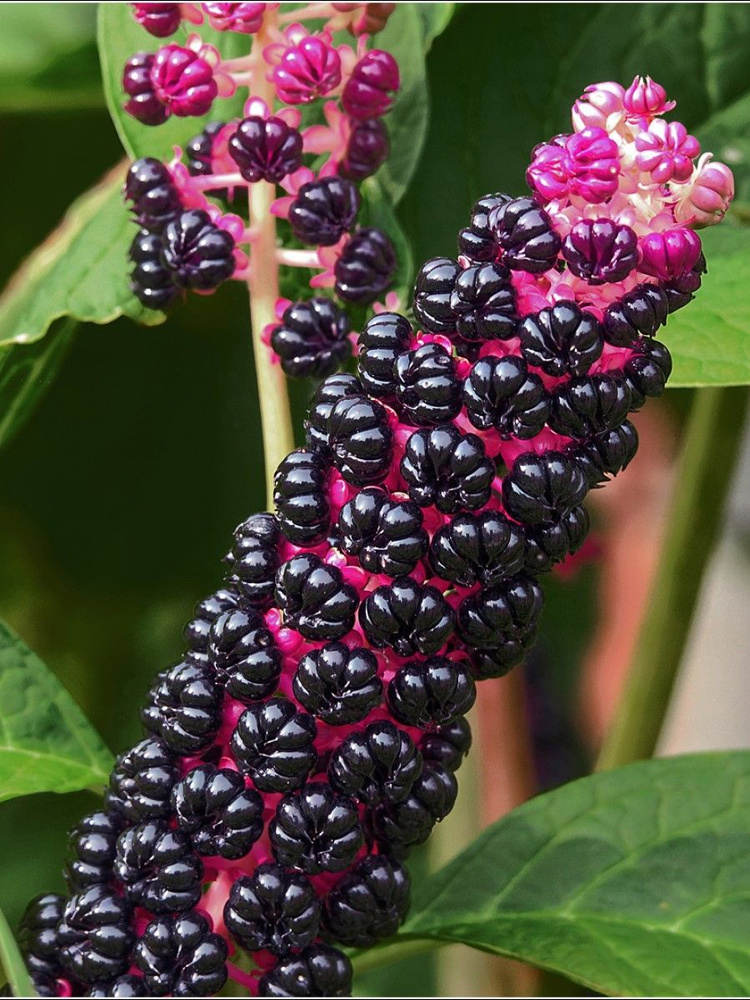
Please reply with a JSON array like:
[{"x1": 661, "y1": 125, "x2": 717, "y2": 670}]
[
  {"x1": 123, "y1": 1, "x2": 399, "y2": 382},
  {"x1": 22, "y1": 73, "x2": 733, "y2": 998}
]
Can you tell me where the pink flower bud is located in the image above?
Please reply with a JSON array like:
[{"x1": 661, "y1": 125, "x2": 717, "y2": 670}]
[
  {"x1": 526, "y1": 135, "x2": 569, "y2": 202},
  {"x1": 675, "y1": 158, "x2": 735, "y2": 228},
  {"x1": 271, "y1": 32, "x2": 342, "y2": 105},
  {"x1": 635, "y1": 119, "x2": 700, "y2": 183},
  {"x1": 342, "y1": 50, "x2": 400, "y2": 121},
  {"x1": 571, "y1": 81, "x2": 625, "y2": 132},
  {"x1": 201, "y1": 2, "x2": 267, "y2": 33},
  {"x1": 131, "y1": 2, "x2": 182, "y2": 37},
  {"x1": 565, "y1": 127, "x2": 620, "y2": 203},
  {"x1": 623, "y1": 75, "x2": 676, "y2": 118},
  {"x1": 638, "y1": 228, "x2": 702, "y2": 280},
  {"x1": 150, "y1": 43, "x2": 218, "y2": 118}
]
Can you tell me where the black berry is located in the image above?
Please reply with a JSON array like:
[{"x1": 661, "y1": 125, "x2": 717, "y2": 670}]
[
  {"x1": 186, "y1": 120, "x2": 227, "y2": 177},
  {"x1": 134, "y1": 911, "x2": 228, "y2": 996},
  {"x1": 114, "y1": 820, "x2": 203, "y2": 913},
  {"x1": 387, "y1": 656, "x2": 475, "y2": 728},
  {"x1": 129, "y1": 229, "x2": 179, "y2": 310},
  {"x1": 323, "y1": 855, "x2": 410, "y2": 947},
  {"x1": 224, "y1": 862, "x2": 320, "y2": 956},
  {"x1": 327, "y1": 394, "x2": 393, "y2": 485},
  {"x1": 341, "y1": 118, "x2": 390, "y2": 181},
  {"x1": 293, "y1": 641, "x2": 383, "y2": 726},
  {"x1": 625, "y1": 338, "x2": 672, "y2": 408},
  {"x1": 19, "y1": 893, "x2": 66, "y2": 981},
  {"x1": 305, "y1": 373, "x2": 363, "y2": 454},
  {"x1": 184, "y1": 586, "x2": 239, "y2": 659},
  {"x1": 289, "y1": 177, "x2": 360, "y2": 246},
  {"x1": 370, "y1": 763, "x2": 458, "y2": 858},
  {"x1": 124, "y1": 157, "x2": 180, "y2": 233},
  {"x1": 269, "y1": 781, "x2": 365, "y2": 874},
  {"x1": 141, "y1": 660, "x2": 221, "y2": 754},
  {"x1": 463, "y1": 355, "x2": 549, "y2": 437},
  {"x1": 171, "y1": 764, "x2": 264, "y2": 860},
  {"x1": 518, "y1": 303, "x2": 603, "y2": 377},
  {"x1": 458, "y1": 192, "x2": 512, "y2": 263},
  {"x1": 503, "y1": 451, "x2": 588, "y2": 527},
  {"x1": 258, "y1": 943, "x2": 352, "y2": 998},
  {"x1": 270, "y1": 298, "x2": 351, "y2": 379},
  {"x1": 603, "y1": 282, "x2": 669, "y2": 347},
  {"x1": 548, "y1": 373, "x2": 632, "y2": 438},
  {"x1": 413, "y1": 257, "x2": 460, "y2": 334},
  {"x1": 400, "y1": 424, "x2": 495, "y2": 514},
  {"x1": 524, "y1": 505, "x2": 590, "y2": 574},
  {"x1": 420, "y1": 717, "x2": 472, "y2": 772},
  {"x1": 275, "y1": 554, "x2": 358, "y2": 641},
  {"x1": 357, "y1": 311, "x2": 413, "y2": 398},
  {"x1": 224, "y1": 513, "x2": 280, "y2": 608},
  {"x1": 334, "y1": 227, "x2": 397, "y2": 305},
  {"x1": 338, "y1": 487, "x2": 427, "y2": 577},
  {"x1": 429, "y1": 511, "x2": 525, "y2": 586},
  {"x1": 449, "y1": 262, "x2": 517, "y2": 341},
  {"x1": 65, "y1": 811, "x2": 123, "y2": 892},
  {"x1": 58, "y1": 886, "x2": 133, "y2": 985},
  {"x1": 360, "y1": 576, "x2": 454, "y2": 656},
  {"x1": 274, "y1": 450, "x2": 330, "y2": 547},
  {"x1": 393, "y1": 342, "x2": 462, "y2": 425},
  {"x1": 207, "y1": 607, "x2": 281, "y2": 702},
  {"x1": 489, "y1": 196, "x2": 562, "y2": 273},
  {"x1": 572, "y1": 420, "x2": 639, "y2": 487},
  {"x1": 229, "y1": 115, "x2": 303, "y2": 183},
  {"x1": 106, "y1": 737, "x2": 177, "y2": 823},
  {"x1": 328, "y1": 720, "x2": 422, "y2": 806},
  {"x1": 161, "y1": 209, "x2": 236, "y2": 291},
  {"x1": 457, "y1": 574, "x2": 544, "y2": 651},
  {"x1": 230, "y1": 698, "x2": 317, "y2": 792}
]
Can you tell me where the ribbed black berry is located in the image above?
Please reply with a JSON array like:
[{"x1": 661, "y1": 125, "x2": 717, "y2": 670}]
[
  {"x1": 58, "y1": 885, "x2": 133, "y2": 985},
  {"x1": 122, "y1": 52, "x2": 166, "y2": 127},
  {"x1": 207, "y1": 607, "x2": 281, "y2": 701},
  {"x1": 187, "y1": 120, "x2": 227, "y2": 177},
  {"x1": 65, "y1": 811, "x2": 123, "y2": 892},
  {"x1": 572, "y1": 420, "x2": 639, "y2": 487},
  {"x1": 124, "y1": 157, "x2": 180, "y2": 233},
  {"x1": 304, "y1": 373, "x2": 363, "y2": 454},
  {"x1": 334, "y1": 227, "x2": 397, "y2": 305},
  {"x1": 602, "y1": 282, "x2": 669, "y2": 347},
  {"x1": 224, "y1": 513, "x2": 280, "y2": 608},
  {"x1": 327, "y1": 394, "x2": 393, "y2": 485},
  {"x1": 524, "y1": 505, "x2": 590, "y2": 574},
  {"x1": 323, "y1": 854, "x2": 410, "y2": 947},
  {"x1": 224, "y1": 863, "x2": 321, "y2": 956},
  {"x1": 269, "y1": 781, "x2": 364, "y2": 874},
  {"x1": 458, "y1": 192, "x2": 512, "y2": 263},
  {"x1": 293, "y1": 641, "x2": 383, "y2": 726},
  {"x1": 289, "y1": 177, "x2": 360, "y2": 246},
  {"x1": 19, "y1": 893, "x2": 66, "y2": 981},
  {"x1": 489, "y1": 196, "x2": 562, "y2": 273},
  {"x1": 413, "y1": 257, "x2": 460, "y2": 334},
  {"x1": 664, "y1": 254, "x2": 705, "y2": 312},
  {"x1": 273, "y1": 450, "x2": 330, "y2": 547},
  {"x1": 387, "y1": 656, "x2": 475, "y2": 728},
  {"x1": 106, "y1": 737, "x2": 177, "y2": 823},
  {"x1": 258, "y1": 944, "x2": 352, "y2": 998},
  {"x1": 340, "y1": 118, "x2": 390, "y2": 181},
  {"x1": 171, "y1": 764, "x2": 264, "y2": 860},
  {"x1": 129, "y1": 229, "x2": 180, "y2": 310},
  {"x1": 270, "y1": 298, "x2": 352, "y2": 379},
  {"x1": 161, "y1": 209, "x2": 236, "y2": 291},
  {"x1": 457, "y1": 574, "x2": 544, "y2": 654},
  {"x1": 338, "y1": 487, "x2": 428, "y2": 576},
  {"x1": 86, "y1": 973, "x2": 146, "y2": 997},
  {"x1": 275, "y1": 554, "x2": 359, "y2": 641},
  {"x1": 328, "y1": 720, "x2": 422, "y2": 806},
  {"x1": 141, "y1": 660, "x2": 221, "y2": 754},
  {"x1": 357, "y1": 311, "x2": 413, "y2": 398},
  {"x1": 449, "y1": 262, "x2": 517, "y2": 341},
  {"x1": 360, "y1": 576, "x2": 454, "y2": 656},
  {"x1": 503, "y1": 451, "x2": 588, "y2": 527},
  {"x1": 370, "y1": 763, "x2": 458, "y2": 858},
  {"x1": 518, "y1": 303, "x2": 603, "y2": 377},
  {"x1": 230, "y1": 697, "x2": 317, "y2": 792},
  {"x1": 114, "y1": 820, "x2": 203, "y2": 913},
  {"x1": 134, "y1": 911, "x2": 228, "y2": 996},
  {"x1": 463, "y1": 355, "x2": 549, "y2": 437},
  {"x1": 183, "y1": 586, "x2": 239, "y2": 659},
  {"x1": 229, "y1": 115, "x2": 303, "y2": 183},
  {"x1": 420, "y1": 717, "x2": 472, "y2": 772},
  {"x1": 548, "y1": 373, "x2": 632, "y2": 438},
  {"x1": 400, "y1": 424, "x2": 495, "y2": 513},
  {"x1": 625, "y1": 338, "x2": 673, "y2": 408},
  {"x1": 430, "y1": 511, "x2": 525, "y2": 586},
  {"x1": 392, "y1": 342, "x2": 462, "y2": 425}
]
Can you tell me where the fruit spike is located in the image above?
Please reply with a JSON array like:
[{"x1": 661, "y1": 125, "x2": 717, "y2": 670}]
[{"x1": 23, "y1": 75, "x2": 733, "y2": 999}]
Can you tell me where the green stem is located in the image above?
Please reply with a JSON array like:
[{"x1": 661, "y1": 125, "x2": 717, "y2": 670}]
[
  {"x1": 597, "y1": 386, "x2": 749, "y2": 771},
  {"x1": 350, "y1": 937, "x2": 444, "y2": 977}
]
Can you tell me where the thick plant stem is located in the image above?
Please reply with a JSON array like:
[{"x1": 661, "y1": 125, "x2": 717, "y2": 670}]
[
  {"x1": 247, "y1": 11, "x2": 295, "y2": 508},
  {"x1": 597, "y1": 386, "x2": 749, "y2": 770}
]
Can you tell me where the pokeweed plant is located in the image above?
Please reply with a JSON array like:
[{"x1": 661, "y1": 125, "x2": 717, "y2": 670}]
[{"x1": 1, "y1": 3, "x2": 750, "y2": 1000}]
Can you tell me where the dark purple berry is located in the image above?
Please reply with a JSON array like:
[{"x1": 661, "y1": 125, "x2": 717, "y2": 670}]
[
  {"x1": 518, "y1": 303, "x2": 603, "y2": 377},
  {"x1": 334, "y1": 227, "x2": 397, "y2": 305},
  {"x1": 106, "y1": 737, "x2": 177, "y2": 823},
  {"x1": 65, "y1": 811, "x2": 123, "y2": 892},
  {"x1": 457, "y1": 574, "x2": 544, "y2": 652},
  {"x1": 420, "y1": 717, "x2": 472, "y2": 772},
  {"x1": 275, "y1": 554, "x2": 358, "y2": 641},
  {"x1": 123, "y1": 52, "x2": 167, "y2": 126},
  {"x1": 489, "y1": 196, "x2": 562, "y2": 273},
  {"x1": 400, "y1": 424, "x2": 495, "y2": 514},
  {"x1": 664, "y1": 253, "x2": 705, "y2": 312},
  {"x1": 224, "y1": 863, "x2": 320, "y2": 956},
  {"x1": 114, "y1": 820, "x2": 203, "y2": 913},
  {"x1": 258, "y1": 943, "x2": 352, "y2": 998},
  {"x1": 562, "y1": 218, "x2": 638, "y2": 283},
  {"x1": 548, "y1": 373, "x2": 633, "y2": 438},
  {"x1": 393, "y1": 342, "x2": 462, "y2": 425},
  {"x1": 503, "y1": 451, "x2": 588, "y2": 527},
  {"x1": 625, "y1": 338, "x2": 672, "y2": 407},
  {"x1": 141, "y1": 660, "x2": 221, "y2": 754},
  {"x1": 273, "y1": 450, "x2": 330, "y2": 547},
  {"x1": 370, "y1": 763, "x2": 458, "y2": 858},
  {"x1": 602, "y1": 282, "x2": 669, "y2": 346},
  {"x1": 207, "y1": 607, "x2": 281, "y2": 702},
  {"x1": 269, "y1": 781, "x2": 364, "y2": 874},
  {"x1": 129, "y1": 229, "x2": 179, "y2": 310},
  {"x1": 224, "y1": 513, "x2": 280, "y2": 609},
  {"x1": 229, "y1": 115, "x2": 303, "y2": 183},
  {"x1": 357, "y1": 311, "x2": 413, "y2": 398},
  {"x1": 449, "y1": 262, "x2": 517, "y2": 341},
  {"x1": 134, "y1": 911, "x2": 228, "y2": 996},
  {"x1": 327, "y1": 394, "x2": 393, "y2": 485},
  {"x1": 458, "y1": 193, "x2": 512, "y2": 263},
  {"x1": 187, "y1": 120, "x2": 229, "y2": 177},
  {"x1": 289, "y1": 177, "x2": 360, "y2": 246},
  {"x1": 413, "y1": 257, "x2": 460, "y2": 334},
  {"x1": 293, "y1": 642, "x2": 382, "y2": 726},
  {"x1": 58, "y1": 886, "x2": 133, "y2": 985},
  {"x1": 230, "y1": 698, "x2": 317, "y2": 793},
  {"x1": 183, "y1": 587, "x2": 239, "y2": 659},
  {"x1": 305, "y1": 373, "x2": 363, "y2": 454},
  {"x1": 172, "y1": 764, "x2": 264, "y2": 860},
  {"x1": 328, "y1": 720, "x2": 422, "y2": 806},
  {"x1": 463, "y1": 355, "x2": 549, "y2": 437},
  {"x1": 132, "y1": 3, "x2": 182, "y2": 37},
  {"x1": 387, "y1": 656, "x2": 475, "y2": 728},
  {"x1": 342, "y1": 49, "x2": 399, "y2": 120},
  {"x1": 270, "y1": 298, "x2": 351, "y2": 379},
  {"x1": 340, "y1": 118, "x2": 390, "y2": 181},
  {"x1": 19, "y1": 893, "x2": 66, "y2": 981},
  {"x1": 124, "y1": 157, "x2": 180, "y2": 233},
  {"x1": 360, "y1": 577, "x2": 454, "y2": 657},
  {"x1": 162, "y1": 209, "x2": 236, "y2": 291},
  {"x1": 338, "y1": 487, "x2": 428, "y2": 577},
  {"x1": 430, "y1": 511, "x2": 525, "y2": 586},
  {"x1": 323, "y1": 855, "x2": 410, "y2": 947}
]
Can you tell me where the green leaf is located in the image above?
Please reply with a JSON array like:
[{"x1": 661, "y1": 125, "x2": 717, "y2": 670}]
[
  {"x1": 363, "y1": 752, "x2": 750, "y2": 998},
  {"x1": 0, "y1": 618, "x2": 113, "y2": 803},
  {"x1": 360, "y1": 178, "x2": 415, "y2": 300},
  {"x1": 0, "y1": 904, "x2": 34, "y2": 998},
  {"x1": 0, "y1": 167, "x2": 162, "y2": 348}
]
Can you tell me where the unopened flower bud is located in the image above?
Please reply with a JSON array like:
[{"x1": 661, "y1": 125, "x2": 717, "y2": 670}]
[{"x1": 623, "y1": 75, "x2": 676, "y2": 118}]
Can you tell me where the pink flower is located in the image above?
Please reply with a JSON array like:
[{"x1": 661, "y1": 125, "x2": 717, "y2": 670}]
[
  {"x1": 674, "y1": 155, "x2": 735, "y2": 228},
  {"x1": 201, "y1": 2, "x2": 270, "y2": 33},
  {"x1": 571, "y1": 81, "x2": 625, "y2": 133},
  {"x1": 635, "y1": 119, "x2": 700, "y2": 183},
  {"x1": 638, "y1": 228, "x2": 702, "y2": 280},
  {"x1": 267, "y1": 24, "x2": 342, "y2": 105},
  {"x1": 623, "y1": 75, "x2": 676, "y2": 118}
]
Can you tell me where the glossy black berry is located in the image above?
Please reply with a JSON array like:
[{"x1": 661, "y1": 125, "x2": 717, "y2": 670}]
[
  {"x1": 183, "y1": 586, "x2": 239, "y2": 658},
  {"x1": 141, "y1": 660, "x2": 221, "y2": 754},
  {"x1": 224, "y1": 863, "x2": 321, "y2": 957},
  {"x1": 518, "y1": 303, "x2": 603, "y2": 377},
  {"x1": 258, "y1": 943, "x2": 352, "y2": 998},
  {"x1": 334, "y1": 227, "x2": 397, "y2": 305},
  {"x1": 304, "y1": 373, "x2": 363, "y2": 454},
  {"x1": 123, "y1": 52, "x2": 166, "y2": 127},
  {"x1": 340, "y1": 118, "x2": 390, "y2": 181},
  {"x1": 420, "y1": 717, "x2": 472, "y2": 772},
  {"x1": 400, "y1": 424, "x2": 495, "y2": 514},
  {"x1": 457, "y1": 574, "x2": 544, "y2": 651},
  {"x1": 562, "y1": 218, "x2": 638, "y2": 284},
  {"x1": 208, "y1": 607, "x2": 281, "y2": 701},
  {"x1": 449, "y1": 262, "x2": 517, "y2": 341},
  {"x1": 393, "y1": 342, "x2": 462, "y2": 425},
  {"x1": 524, "y1": 505, "x2": 590, "y2": 574},
  {"x1": 328, "y1": 720, "x2": 422, "y2": 806},
  {"x1": 269, "y1": 781, "x2": 364, "y2": 874},
  {"x1": 186, "y1": 120, "x2": 227, "y2": 177},
  {"x1": 572, "y1": 420, "x2": 639, "y2": 487},
  {"x1": 463, "y1": 355, "x2": 549, "y2": 437},
  {"x1": 338, "y1": 487, "x2": 428, "y2": 577},
  {"x1": 114, "y1": 820, "x2": 203, "y2": 913},
  {"x1": 458, "y1": 192, "x2": 512, "y2": 263},
  {"x1": 357, "y1": 311, "x2": 413, "y2": 398},
  {"x1": 323, "y1": 855, "x2": 410, "y2": 947},
  {"x1": 387, "y1": 656, "x2": 475, "y2": 728},
  {"x1": 230, "y1": 698, "x2": 317, "y2": 792},
  {"x1": 58, "y1": 885, "x2": 133, "y2": 985},
  {"x1": 106, "y1": 737, "x2": 177, "y2": 823},
  {"x1": 625, "y1": 338, "x2": 673, "y2": 408},
  {"x1": 360, "y1": 576, "x2": 454, "y2": 656},
  {"x1": 275, "y1": 554, "x2": 358, "y2": 641},
  {"x1": 129, "y1": 229, "x2": 179, "y2": 310},
  {"x1": 664, "y1": 254, "x2": 705, "y2": 312},
  {"x1": 503, "y1": 451, "x2": 588, "y2": 527},
  {"x1": 273, "y1": 450, "x2": 330, "y2": 547},
  {"x1": 413, "y1": 257, "x2": 460, "y2": 334},
  {"x1": 229, "y1": 114, "x2": 303, "y2": 183},
  {"x1": 124, "y1": 157, "x2": 180, "y2": 233},
  {"x1": 489, "y1": 196, "x2": 562, "y2": 273},
  {"x1": 225, "y1": 513, "x2": 280, "y2": 608},
  {"x1": 602, "y1": 282, "x2": 669, "y2": 347},
  {"x1": 430, "y1": 511, "x2": 525, "y2": 586},
  {"x1": 371, "y1": 763, "x2": 458, "y2": 858},
  {"x1": 289, "y1": 177, "x2": 360, "y2": 246},
  {"x1": 327, "y1": 394, "x2": 393, "y2": 485},
  {"x1": 134, "y1": 910, "x2": 228, "y2": 997},
  {"x1": 270, "y1": 298, "x2": 351, "y2": 379},
  {"x1": 66, "y1": 811, "x2": 123, "y2": 892},
  {"x1": 86, "y1": 973, "x2": 147, "y2": 997},
  {"x1": 548, "y1": 373, "x2": 633, "y2": 438},
  {"x1": 161, "y1": 209, "x2": 236, "y2": 291},
  {"x1": 293, "y1": 641, "x2": 383, "y2": 726},
  {"x1": 19, "y1": 893, "x2": 65, "y2": 980},
  {"x1": 172, "y1": 764, "x2": 264, "y2": 860}
]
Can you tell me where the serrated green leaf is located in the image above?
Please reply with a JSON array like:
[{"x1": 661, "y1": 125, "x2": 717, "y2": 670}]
[
  {"x1": 0, "y1": 904, "x2": 34, "y2": 999},
  {"x1": 360, "y1": 752, "x2": 750, "y2": 997},
  {"x1": 0, "y1": 618, "x2": 113, "y2": 803},
  {"x1": 0, "y1": 167, "x2": 163, "y2": 348}
]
